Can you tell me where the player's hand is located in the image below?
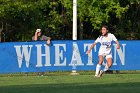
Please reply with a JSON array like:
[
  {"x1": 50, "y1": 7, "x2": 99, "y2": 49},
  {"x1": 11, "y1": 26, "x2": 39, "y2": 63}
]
[
  {"x1": 35, "y1": 31, "x2": 38, "y2": 35},
  {"x1": 117, "y1": 46, "x2": 120, "y2": 49},
  {"x1": 86, "y1": 50, "x2": 91, "y2": 55},
  {"x1": 115, "y1": 41, "x2": 120, "y2": 49},
  {"x1": 46, "y1": 40, "x2": 51, "y2": 46},
  {"x1": 117, "y1": 44, "x2": 120, "y2": 49}
]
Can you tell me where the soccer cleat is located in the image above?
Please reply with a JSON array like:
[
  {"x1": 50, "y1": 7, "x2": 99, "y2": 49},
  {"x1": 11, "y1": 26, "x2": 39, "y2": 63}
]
[
  {"x1": 98, "y1": 70, "x2": 103, "y2": 77},
  {"x1": 94, "y1": 74, "x2": 100, "y2": 78}
]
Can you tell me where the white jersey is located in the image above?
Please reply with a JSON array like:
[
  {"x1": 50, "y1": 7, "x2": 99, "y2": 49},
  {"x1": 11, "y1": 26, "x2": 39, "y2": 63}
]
[{"x1": 95, "y1": 33, "x2": 117, "y2": 56}]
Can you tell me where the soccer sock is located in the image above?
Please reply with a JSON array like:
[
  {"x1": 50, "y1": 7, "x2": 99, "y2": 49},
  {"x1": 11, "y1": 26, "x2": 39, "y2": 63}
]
[
  {"x1": 95, "y1": 64, "x2": 101, "y2": 76},
  {"x1": 103, "y1": 64, "x2": 109, "y2": 72}
]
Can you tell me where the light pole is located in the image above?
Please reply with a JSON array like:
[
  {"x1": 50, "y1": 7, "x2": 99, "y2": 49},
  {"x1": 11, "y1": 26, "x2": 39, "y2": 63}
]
[
  {"x1": 73, "y1": 0, "x2": 77, "y2": 40},
  {"x1": 71, "y1": 0, "x2": 79, "y2": 75}
]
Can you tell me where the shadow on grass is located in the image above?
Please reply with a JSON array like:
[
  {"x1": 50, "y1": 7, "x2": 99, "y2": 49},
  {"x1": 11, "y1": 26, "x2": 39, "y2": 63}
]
[{"x1": 0, "y1": 82, "x2": 140, "y2": 93}]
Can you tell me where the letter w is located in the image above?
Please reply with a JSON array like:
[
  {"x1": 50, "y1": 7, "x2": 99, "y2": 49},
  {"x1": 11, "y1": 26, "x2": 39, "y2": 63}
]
[{"x1": 14, "y1": 45, "x2": 33, "y2": 68}]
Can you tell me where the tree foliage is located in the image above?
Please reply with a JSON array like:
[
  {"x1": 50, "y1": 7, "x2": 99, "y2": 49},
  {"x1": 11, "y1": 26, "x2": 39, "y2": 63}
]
[{"x1": 0, "y1": 0, "x2": 139, "y2": 41}]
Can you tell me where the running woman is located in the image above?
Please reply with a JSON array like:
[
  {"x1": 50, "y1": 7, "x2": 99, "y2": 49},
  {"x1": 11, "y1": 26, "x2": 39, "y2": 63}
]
[{"x1": 86, "y1": 25, "x2": 120, "y2": 77}]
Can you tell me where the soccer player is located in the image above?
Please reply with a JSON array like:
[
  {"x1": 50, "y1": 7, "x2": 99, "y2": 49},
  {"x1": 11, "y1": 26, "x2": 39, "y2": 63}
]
[{"x1": 86, "y1": 25, "x2": 120, "y2": 77}]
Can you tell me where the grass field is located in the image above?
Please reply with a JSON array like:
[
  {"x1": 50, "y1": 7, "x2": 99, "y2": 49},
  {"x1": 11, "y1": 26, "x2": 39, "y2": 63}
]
[{"x1": 0, "y1": 72, "x2": 140, "y2": 93}]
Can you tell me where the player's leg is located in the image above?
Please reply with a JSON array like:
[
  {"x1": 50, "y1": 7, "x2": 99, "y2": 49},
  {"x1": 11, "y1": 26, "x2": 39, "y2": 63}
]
[
  {"x1": 95, "y1": 55, "x2": 103, "y2": 77},
  {"x1": 105, "y1": 58, "x2": 112, "y2": 71},
  {"x1": 105, "y1": 55, "x2": 112, "y2": 70},
  {"x1": 98, "y1": 55, "x2": 112, "y2": 77}
]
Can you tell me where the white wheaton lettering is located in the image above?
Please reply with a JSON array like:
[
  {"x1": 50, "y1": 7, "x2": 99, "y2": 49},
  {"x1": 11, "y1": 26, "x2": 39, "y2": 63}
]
[
  {"x1": 36, "y1": 44, "x2": 51, "y2": 67},
  {"x1": 54, "y1": 44, "x2": 66, "y2": 66},
  {"x1": 69, "y1": 42, "x2": 84, "y2": 66},
  {"x1": 113, "y1": 44, "x2": 126, "y2": 65},
  {"x1": 14, "y1": 45, "x2": 33, "y2": 68}
]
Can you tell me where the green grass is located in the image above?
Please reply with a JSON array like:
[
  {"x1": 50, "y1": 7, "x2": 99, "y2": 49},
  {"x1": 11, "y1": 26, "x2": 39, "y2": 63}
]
[{"x1": 0, "y1": 73, "x2": 140, "y2": 93}]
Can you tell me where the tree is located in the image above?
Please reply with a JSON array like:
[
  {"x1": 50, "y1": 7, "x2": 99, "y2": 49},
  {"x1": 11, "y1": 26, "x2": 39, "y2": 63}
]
[
  {"x1": 1, "y1": 0, "x2": 137, "y2": 41},
  {"x1": 61, "y1": 0, "x2": 128, "y2": 39},
  {"x1": 110, "y1": 0, "x2": 140, "y2": 39}
]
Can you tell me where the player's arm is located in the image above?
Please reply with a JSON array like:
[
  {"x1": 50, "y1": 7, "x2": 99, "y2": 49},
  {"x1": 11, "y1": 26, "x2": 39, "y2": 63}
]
[
  {"x1": 115, "y1": 40, "x2": 120, "y2": 49},
  {"x1": 112, "y1": 34, "x2": 120, "y2": 49},
  {"x1": 86, "y1": 42, "x2": 96, "y2": 54},
  {"x1": 46, "y1": 37, "x2": 51, "y2": 45},
  {"x1": 86, "y1": 36, "x2": 100, "y2": 54},
  {"x1": 34, "y1": 31, "x2": 38, "y2": 41}
]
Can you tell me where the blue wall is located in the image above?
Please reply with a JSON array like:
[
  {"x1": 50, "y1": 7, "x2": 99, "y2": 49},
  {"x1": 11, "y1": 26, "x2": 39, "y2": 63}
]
[{"x1": 0, "y1": 40, "x2": 140, "y2": 73}]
